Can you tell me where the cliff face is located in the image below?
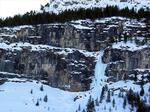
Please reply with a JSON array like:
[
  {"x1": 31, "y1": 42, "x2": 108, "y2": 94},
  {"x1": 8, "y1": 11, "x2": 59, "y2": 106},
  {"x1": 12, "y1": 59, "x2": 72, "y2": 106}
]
[
  {"x1": 0, "y1": 45, "x2": 98, "y2": 91},
  {"x1": 0, "y1": 17, "x2": 149, "y2": 91},
  {"x1": 1, "y1": 17, "x2": 149, "y2": 51},
  {"x1": 103, "y1": 47, "x2": 150, "y2": 70},
  {"x1": 102, "y1": 44, "x2": 150, "y2": 83},
  {"x1": 6, "y1": 24, "x2": 111, "y2": 51}
]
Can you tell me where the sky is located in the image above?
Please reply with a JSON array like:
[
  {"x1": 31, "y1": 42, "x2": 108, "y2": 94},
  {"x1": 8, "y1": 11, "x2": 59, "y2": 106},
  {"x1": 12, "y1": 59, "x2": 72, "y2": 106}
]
[{"x1": 0, "y1": 0, "x2": 49, "y2": 18}]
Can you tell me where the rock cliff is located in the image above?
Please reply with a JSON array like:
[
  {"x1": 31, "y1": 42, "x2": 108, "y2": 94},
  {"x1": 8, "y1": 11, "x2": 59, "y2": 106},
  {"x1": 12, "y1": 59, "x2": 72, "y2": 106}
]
[
  {"x1": 0, "y1": 17, "x2": 149, "y2": 91},
  {"x1": 102, "y1": 42, "x2": 150, "y2": 83}
]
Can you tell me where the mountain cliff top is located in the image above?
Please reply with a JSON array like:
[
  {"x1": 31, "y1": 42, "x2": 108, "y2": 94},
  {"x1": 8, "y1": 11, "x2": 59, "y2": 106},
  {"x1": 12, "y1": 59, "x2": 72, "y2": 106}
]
[{"x1": 42, "y1": 0, "x2": 150, "y2": 14}]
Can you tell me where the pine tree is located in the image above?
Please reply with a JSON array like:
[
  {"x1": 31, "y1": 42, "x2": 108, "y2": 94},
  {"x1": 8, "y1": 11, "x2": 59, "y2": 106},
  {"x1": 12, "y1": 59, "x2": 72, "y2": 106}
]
[
  {"x1": 140, "y1": 86, "x2": 144, "y2": 96},
  {"x1": 127, "y1": 89, "x2": 134, "y2": 104},
  {"x1": 109, "y1": 107, "x2": 112, "y2": 112},
  {"x1": 78, "y1": 104, "x2": 81, "y2": 111},
  {"x1": 144, "y1": 37, "x2": 148, "y2": 45},
  {"x1": 148, "y1": 95, "x2": 150, "y2": 103},
  {"x1": 123, "y1": 33, "x2": 128, "y2": 43},
  {"x1": 82, "y1": 109, "x2": 86, "y2": 112},
  {"x1": 1, "y1": 5, "x2": 149, "y2": 27},
  {"x1": 40, "y1": 5, "x2": 44, "y2": 11},
  {"x1": 118, "y1": 91, "x2": 122, "y2": 98},
  {"x1": 135, "y1": 92, "x2": 140, "y2": 104},
  {"x1": 106, "y1": 90, "x2": 111, "y2": 103},
  {"x1": 44, "y1": 95, "x2": 48, "y2": 102},
  {"x1": 40, "y1": 85, "x2": 44, "y2": 91},
  {"x1": 104, "y1": 105, "x2": 106, "y2": 110},
  {"x1": 86, "y1": 96, "x2": 95, "y2": 112},
  {"x1": 111, "y1": 91, "x2": 114, "y2": 96},
  {"x1": 123, "y1": 97, "x2": 127, "y2": 109},
  {"x1": 36, "y1": 100, "x2": 39, "y2": 106},
  {"x1": 30, "y1": 89, "x2": 33, "y2": 94},
  {"x1": 112, "y1": 99, "x2": 115, "y2": 108},
  {"x1": 100, "y1": 86, "x2": 105, "y2": 103},
  {"x1": 95, "y1": 98, "x2": 99, "y2": 106},
  {"x1": 105, "y1": 85, "x2": 108, "y2": 91}
]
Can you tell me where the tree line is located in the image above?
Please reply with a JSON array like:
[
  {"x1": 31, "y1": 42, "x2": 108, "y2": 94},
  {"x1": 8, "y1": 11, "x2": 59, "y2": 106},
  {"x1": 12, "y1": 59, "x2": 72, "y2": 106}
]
[{"x1": 0, "y1": 6, "x2": 150, "y2": 27}]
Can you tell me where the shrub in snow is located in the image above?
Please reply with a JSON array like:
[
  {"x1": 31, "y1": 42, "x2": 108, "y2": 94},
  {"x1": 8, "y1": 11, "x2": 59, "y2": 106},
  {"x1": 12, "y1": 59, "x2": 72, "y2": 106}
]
[
  {"x1": 30, "y1": 89, "x2": 33, "y2": 94},
  {"x1": 109, "y1": 107, "x2": 112, "y2": 112},
  {"x1": 106, "y1": 90, "x2": 111, "y2": 103},
  {"x1": 86, "y1": 96, "x2": 95, "y2": 112},
  {"x1": 95, "y1": 98, "x2": 99, "y2": 106},
  {"x1": 36, "y1": 100, "x2": 39, "y2": 106},
  {"x1": 82, "y1": 109, "x2": 86, "y2": 112},
  {"x1": 123, "y1": 97, "x2": 127, "y2": 109},
  {"x1": 148, "y1": 86, "x2": 150, "y2": 92},
  {"x1": 40, "y1": 85, "x2": 44, "y2": 91},
  {"x1": 99, "y1": 86, "x2": 105, "y2": 103},
  {"x1": 78, "y1": 105, "x2": 81, "y2": 111},
  {"x1": 140, "y1": 86, "x2": 144, "y2": 96},
  {"x1": 44, "y1": 95, "x2": 48, "y2": 102},
  {"x1": 112, "y1": 99, "x2": 115, "y2": 108}
]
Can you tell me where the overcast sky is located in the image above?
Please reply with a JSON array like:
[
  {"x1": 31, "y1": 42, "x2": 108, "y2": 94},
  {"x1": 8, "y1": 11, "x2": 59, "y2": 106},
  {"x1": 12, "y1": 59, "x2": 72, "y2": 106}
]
[{"x1": 0, "y1": 0, "x2": 49, "y2": 18}]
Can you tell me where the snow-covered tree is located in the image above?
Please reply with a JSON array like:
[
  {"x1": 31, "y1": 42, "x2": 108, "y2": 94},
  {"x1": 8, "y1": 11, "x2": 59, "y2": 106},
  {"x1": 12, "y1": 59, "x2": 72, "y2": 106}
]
[
  {"x1": 44, "y1": 95, "x2": 48, "y2": 102},
  {"x1": 106, "y1": 90, "x2": 111, "y2": 103},
  {"x1": 40, "y1": 85, "x2": 44, "y2": 91}
]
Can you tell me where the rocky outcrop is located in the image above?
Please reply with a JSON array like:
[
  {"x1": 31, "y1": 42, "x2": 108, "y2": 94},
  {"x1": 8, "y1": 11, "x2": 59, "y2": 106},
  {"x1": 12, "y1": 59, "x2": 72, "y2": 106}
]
[
  {"x1": 1, "y1": 24, "x2": 111, "y2": 51},
  {"x1": 1, "y1": 17, "x2": 149, "y2": 51},
  {"x1": 0, "y1": 45, "x2": 97, "y2": 91},
  {"x1": 129, "y1": 69, "x2": 150, "y2": 84},
  {"x1": 103, "y1": 47, "x2": 150, "y2": 82},
  {"x1": 0, "y1": 17, "x2": 149, "y2": 91}
]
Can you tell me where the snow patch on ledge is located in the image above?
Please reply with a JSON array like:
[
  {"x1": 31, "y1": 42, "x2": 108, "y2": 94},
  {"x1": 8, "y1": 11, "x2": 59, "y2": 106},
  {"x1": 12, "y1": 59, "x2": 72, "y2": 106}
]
[
  {"x1": 71, "y1": 24, "x2": 93, "y2": 30},
  {"x1": 134, "y1": 68, "x2": 150, "y2": 72},
  {"x1": 112, "y1": 41, "x2": 149, "y2": 51},
  {"x1": 0, "y1": 42, "x2": 99, "y2": 59}
]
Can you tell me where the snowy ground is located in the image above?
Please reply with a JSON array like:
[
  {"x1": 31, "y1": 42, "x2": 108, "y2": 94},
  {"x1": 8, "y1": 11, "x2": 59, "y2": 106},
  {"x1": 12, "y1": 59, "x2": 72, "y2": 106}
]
[
  {"x1": 0, "y1": 80, "x2": 78, "y2": 112},
  {"x1": 112, "y1": 41, "x2": 150, "y2": 51}
]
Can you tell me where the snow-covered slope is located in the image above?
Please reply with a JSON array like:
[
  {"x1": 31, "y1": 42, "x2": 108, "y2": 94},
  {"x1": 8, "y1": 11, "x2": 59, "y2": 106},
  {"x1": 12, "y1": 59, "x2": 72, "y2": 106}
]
[
  {"x1": 43, "y1": 0, "x2": 150, "y2": 14},
  {"x1": 0, "y1": 51, "x2": 149, "y2": 112},
  {"x1": 0, "y1": 80, "x2": 79, "y2": 112}
]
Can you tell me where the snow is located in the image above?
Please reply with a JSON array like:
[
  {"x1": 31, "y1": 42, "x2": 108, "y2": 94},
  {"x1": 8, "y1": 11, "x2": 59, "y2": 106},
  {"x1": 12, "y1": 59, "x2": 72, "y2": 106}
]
[
  {"x1": 0, "y1": 17, "x2": 149, "y2": 111},
  {"x1": 124, "y1": 20, "x2": 146, "y2": 28},
  {"x1": 2, "y1": 25, "x2": 34, "y2": 32},
  {"x1": 0, "y1": 72, "x2": 21, "y2": 77},
  {"x1": 43, "y1": 0, "x2": 150, "y2": 14},
  {"x1": 112, "y1": 41, "x2": 149, "y2": 51},
  {"x1": 135, "y1": 68, "x2": 150, "y2": 72},
  {"x1": 0, "y1": 42, "x2": 99, "y2": 60},
  {"x1": 0, "y1": 20, "x2": 150, "y2": 111},
  {"x1": 71, "y1": 24, "x2": 93, "y2": 30},
  {"x1": 0, "y1": 81, "x2": 77, "y2": 112},
  {"x1": 109, "y1": 80, "x2": 141, "y2": 92},
  {"x1": 0, "y1": 34, "x2": 17, "y2": 38},
  {"x1": 0, "y1": 77, "x2": 100, "y2": 112}
]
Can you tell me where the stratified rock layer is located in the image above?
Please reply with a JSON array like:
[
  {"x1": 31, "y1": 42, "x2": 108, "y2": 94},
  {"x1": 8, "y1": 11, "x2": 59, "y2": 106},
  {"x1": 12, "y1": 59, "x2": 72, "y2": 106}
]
[{"x1": 0, "y1": 17, "x2": 149, "y2": 91}]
